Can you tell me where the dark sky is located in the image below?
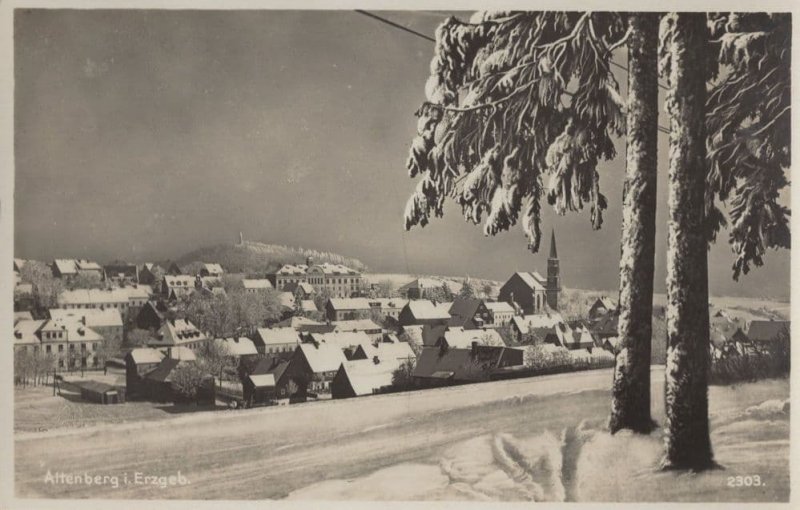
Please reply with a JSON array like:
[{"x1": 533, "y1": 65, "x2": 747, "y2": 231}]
[{"x1": 14, "y1": 9, "x2": 790, "y2": 299}]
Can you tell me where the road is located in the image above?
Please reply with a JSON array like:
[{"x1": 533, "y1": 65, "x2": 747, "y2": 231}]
[{"x1": 14, "y1": 367, "x2": 789, "y2": 501}]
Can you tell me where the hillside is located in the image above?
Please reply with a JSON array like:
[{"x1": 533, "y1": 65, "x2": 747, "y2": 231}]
[{"x1": 173, "y1": 241, "x2": 368, "y2": 275}]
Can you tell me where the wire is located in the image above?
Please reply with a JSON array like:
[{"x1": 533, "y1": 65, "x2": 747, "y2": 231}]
[
  {"x1": 354, "y1": 10, "x2": 435, "y2": 43},
  {"x1": 355, "y1": 9, "x2": 673, "y2": 133}
]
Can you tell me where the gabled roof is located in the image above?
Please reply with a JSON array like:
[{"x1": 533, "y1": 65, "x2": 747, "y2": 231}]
[
  {"x1": 511, "y1": 272, "x2": 547, "y2": 292},
  {"x1": 442, "y1": 328, "x2": 506, "y2": 348},
  {"x1": 337, "y1": 357, "x2": 404, "y2": 396},
  {"x1": 248, "y1": 373, "x2": 276, "y2": 388},
  {"x1": 511, "y1": 313, "x2": 566, "y2": 335},
  {"x1": 310, "y1": 331, "x2": 371, "y2": 350},
  {"x1": 368, "y1": 298, "x2": 408, "y2": 310},
  {"x1": 274, "y1": 316, "x2": 326, "y2": 329},
  {"x1": 308, "y1": 263, "x2": 360, "y2": 276},
  {"x1": 485, "y1": 301, "x2": 515, "y2": 314},
  {"x1": 143, "y1": 358, "x2": 183, "y2": 382},
  {"x1": 127, "y1": 348, "x2": 166, "y2": 365},
  {"x1": 591, "y1": 313, "x2": 619, "y2": 337},
  {"x1": 355, "y1": 341, "x2": 416, "y2": 362},
  {"x1": 202, "y1": 263, "x2": 224, "y2": 275},
  {"x1": 40, "y1": 318, "x2": 104, "y2": 342},
  {"x1": 103, "y1": 263, "x2": 138, "y2": 278},
  {"x1": 58, "y1": 288, "x2": 145, "y2": 306},
  {"x1": 327, "y1": 298, "x2": 371, "y2": 311},
  {"x1": 413, "y1": 346, "x2": 504, "y2": 381},
  {"x1": 13, "y1": 258, "x2": 27, "y2": 272},
  {"x1": 153, "y1": 319, "x2": 207, "y2": 347},
  {"x1": 13, "y1": 320, "x2": 46, "y2": 345},
  {"x1": 255, "y1": 327, "x2": 301, "y2": 346},
  {"x1": 53, "y1": 259, "x2": 78, "y2": 275},
  {"x1": 747, "y1": 320, "x2": 790, "y2": 342},
  {"x1": 278, "y1": 292, "x2": 295, "y2": 309},
  {"x1": 49, "y1": 308, "x2": 124, "y2": 328},
  {"x1": 76, "y1": 259, "x2": 103, "y2": 271},
  {"x1": 398, "y1": 277, "x2": 445, "y2": 291},
  {"x1": 164, "y1": 346, "x2": 197, "y2": 361},
  {"x1": 214, "y1": 337, "x2": 258, "y2": 356},
  {"x1": 448, "y1": 298, "x2": 486, "y2": 328},
  {"x1": 275, "y1": 264, "x2": 308, "y2": 275},
  {"x1": 404, "y1": 300, "x2": 451, "y2": 321},
  {"x1": 241, "y1": 279, "x2": 273, "y2": 290},
  {"x1": 301, "y1": 300, "x2": 317, "y2": 312},
  {"x1": 298, "y1": 343, "x2": 348, "y2": 374}
]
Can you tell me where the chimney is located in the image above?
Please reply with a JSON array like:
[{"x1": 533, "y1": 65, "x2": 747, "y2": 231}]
[
  {"x1": 306, "y1": 256, "x2": 314, "y2": 267},
  {"x1": 167, "y1": 347, "x2": 172, "y2": 359},
  {"x1": 471, "y1": 341, "x2": 479, "y2": 356},
  {"x1": 372, "y1": 356, "x2": 380, "y2": 365}
]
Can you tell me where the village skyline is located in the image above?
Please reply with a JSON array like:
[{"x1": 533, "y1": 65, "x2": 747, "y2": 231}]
[{"x1": 13, "y1": 9, "x2": 790, "y2": 300}]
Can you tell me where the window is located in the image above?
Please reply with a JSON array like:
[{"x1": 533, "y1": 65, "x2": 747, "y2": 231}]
[
  {"x1": 58, "y1": 360, "x2": 64, "y2": 368},
  {"x1": 46, "y1": 345, "x2": 51, "y2": 353},
  {"x1": 58, "y1": 345, "x2": 64, "y2": 353},
  {"x1": 81, "y1": 343, "x2": 86, "y2": 351},
  {"x1": 92, "y1": 342, "x2": 98, "y2": 350},
  {"x1": 70, "y1": 344, "x2": 75, "y2": 351}
]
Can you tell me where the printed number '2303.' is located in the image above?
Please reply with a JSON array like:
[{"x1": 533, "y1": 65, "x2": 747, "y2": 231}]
[{"x1": 727, "y1": 475, "x2": 764, "y2": 487}]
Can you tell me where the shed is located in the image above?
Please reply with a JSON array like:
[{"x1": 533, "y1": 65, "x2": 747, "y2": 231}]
[{"x1": 77, "y1": 381, "x2": 125, "y2": 404}]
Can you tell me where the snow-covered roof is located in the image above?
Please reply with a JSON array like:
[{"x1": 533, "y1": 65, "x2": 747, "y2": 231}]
[
  {"x1": 442, "y1": 328, "x2": 505, "y2": 348},
  {"x1": 214, "y1": 337, "x2": 258, "y2": 357},
  {"x1": 337, "y1": 358, "x2": 403, "y2": 396},
  {"x1": 128, "y1": 348, "x2": 166, "y2": 365},
  {"x1": 332, "y1": 319, "x2": 382, "y2": 333},
  {"x1": 298, "y1": 343, "x2": 348, "y2": 373},
  {"x1": 242, "y1": 279, "x2": 273, "y2": 290},
  {"x1": 256, "y1": 327, "x2": 301, "y2": 346},
  {"x1": 405, "y1": 300, "x2": 451, "y2": 320},
  {"x1": 49, "y1": 308, "x2": 123, "y2": 328},
  {"x1": 327, "y1": 298, "x2": 371, "y2": 311}
]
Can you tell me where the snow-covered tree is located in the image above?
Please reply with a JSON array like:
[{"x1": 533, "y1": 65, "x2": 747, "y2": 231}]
[
  {"x1": 705, "y1": 13, "x2": 791, "y2": 279},
  {"x1": 659, "y1": 12, "x2": 715, "y2": 471},
  {"x1": 404, "y1": 12, "x2": 626, "y2": 251}
]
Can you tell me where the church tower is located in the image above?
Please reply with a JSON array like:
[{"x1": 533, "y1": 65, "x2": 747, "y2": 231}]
[{"x1": 546, "y1": 228, "x2": 560, "y2": 310}]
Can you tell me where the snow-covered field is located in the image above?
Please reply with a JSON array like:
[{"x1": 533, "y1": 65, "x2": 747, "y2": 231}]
[{"x1": 15, "y1": 368, "x2": 789, "y2": 501}]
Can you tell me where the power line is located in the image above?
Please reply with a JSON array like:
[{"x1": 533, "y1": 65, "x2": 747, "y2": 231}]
[
  {"x1": 354, "y1": 10, "x2": 435, "y2": 43},
  {"x1": 355, "y1": 9, "x2": 672, "y2": 133}
]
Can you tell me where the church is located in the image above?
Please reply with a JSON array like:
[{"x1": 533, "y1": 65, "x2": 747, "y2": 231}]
[{"x1": 497, "y1": 229, "x2": 561, "y2": 314}]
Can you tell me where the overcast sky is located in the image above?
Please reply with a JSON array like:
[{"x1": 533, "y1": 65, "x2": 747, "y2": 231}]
[{"x1": 14, "y1": 9, "x2": 790, "y2": 299}]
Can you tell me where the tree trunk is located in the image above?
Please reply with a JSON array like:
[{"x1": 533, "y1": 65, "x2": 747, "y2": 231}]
[
  {"x1": 609, "y1": 12, "x2": 660, "y2": 434},
  {"x1": 661, "y1": 13, "x2": 715, "y2": 470}
]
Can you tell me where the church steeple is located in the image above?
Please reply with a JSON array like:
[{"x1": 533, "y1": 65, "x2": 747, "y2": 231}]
[{"x1": 546, "y1": 228, "x2": 560, "y2": 310}]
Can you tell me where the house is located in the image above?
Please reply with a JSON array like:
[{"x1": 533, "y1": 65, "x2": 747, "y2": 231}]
[
  {"x1": 14, "y1": 318, "x2": 105, "y2": 370},
  {"x1": 243, "y1": 355, "x2": 294, "y2": 401},
  {"x1": 563, "y1": 324, "x2": 596, "y2": 351},
  {"x1": 367, "y1": 298, "x2": 408, "y2": 320},
  {"x1": 590, "y1": 312, "x2": 619, "y2": 342},
  {"x1": 308, "y1": 331, "x2": 372, "y2": 358},
  {"x1": 436, "y1": 327, "x2": 506, "y2": 349},
  {"x1": 149, "y1": 319, "x2": 208, "y2": 351},
  {"x1": 485, "y1": 301, "x2": 515, "y2": 326},
  {"x1": 48, "y1": 308, "x2": 124, "y2": 345},
  {"x1": 125, "y1": 348, "x2": 166, "y2": 399},
  {"x1": 448, "y1": 298, "x2": 492, "y2": 330},
  {"x1": 300, "y1": 300, "x2": 318, "y2": 314},
  {"x1": 280, "y1": 342, "x2": 349, "y2": 397},
  {"x1": 588, "y1": 297, "x2": 618, "y2": 319},
  {"x1": 331, "y1": 356, "x2": 407, "y2": 399},
  {"x1": 242, "y1": 373, "x2": 277, "y2": 407},
  {"x1": 51, "y1": 259, "x2": 104, "y2": 279},
  {"x1": 398, "y1": 278, "x2": 447, "y2": 299},
  {"x1": 103, "y1": 263, "x2": 139, "y2": 286},
  {"x1": 138, "y1": 263, "x2": 163, "y2": 285},
  {"x1": 331, "y1": 319, "x2": 383, "y2": 341},
  {"x1": 509, "y1": 313, "x2": 570, "y2": 345},
  {"x1": 284, "y1": 281, "x2": 315, "y2": 299},
  {"x1": 397, "y1": 300, "x2": 451, "y2": 327},
  {"x1": 241, "y1": 279, "x2": 274, "y2": 293},
  {"x1": 271, "y1": 257, "x2": 364, "y2": 298},
  {"x1": 200, "y1": 263, "x2": 224, "y2": 277},
  {"x1": 135, "y1": 301, "x2": 169, "y2": 331},
  {"x1": 213, "y1": 337, "x2": 259, "y2": 360},
  {"x1": 350, "y1": 340, "x2": 416, "y2": 363},
  {"x1": 140, "y1": 357, "x2": 215, "y2": 404},
  {"x1": 162, "y1": 275, "x2": 196, "y2": 300},
  {"x1": 58, "y1": 287, "x2": 152, "y2": 317},
  {"x1": 278, "y1": 292, "x2": 296, "y2": 311},
  {"x1": 325, "y1": 298, "x2": 372, "y2": 322},
  {"x1": 413, "y1": 344, "x2": 523, "y2": 387},
  {"x1": 252, "y1": 327, "x2": 301, "y2": 355}
]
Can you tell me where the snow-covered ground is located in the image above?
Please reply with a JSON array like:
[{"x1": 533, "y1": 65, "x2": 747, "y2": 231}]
[{"x1": 15, "y1": 368, "x2": 788, "y2": 501}]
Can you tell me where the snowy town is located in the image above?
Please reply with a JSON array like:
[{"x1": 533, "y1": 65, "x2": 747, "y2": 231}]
[
  {"x1": 13, "y1": 230, "x2": 789, "y2": 409},
  {"x1": 8, "y1": 7, "x2": 792, "y2": 505}
]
